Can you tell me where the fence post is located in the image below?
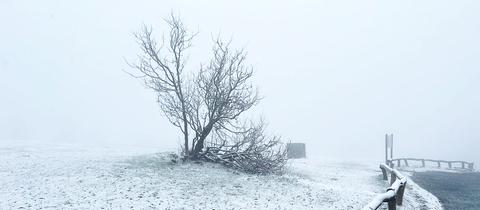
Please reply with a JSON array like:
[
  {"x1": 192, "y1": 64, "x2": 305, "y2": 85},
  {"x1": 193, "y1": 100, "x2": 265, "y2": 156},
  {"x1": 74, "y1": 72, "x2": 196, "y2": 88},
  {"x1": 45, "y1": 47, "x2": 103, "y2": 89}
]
[
  {"x1": 388, "y1": 197, "x2": 397, "y2": 210},
  {"x1": 397, "y1": 159, "x2": 401, "y2": 167},
  {"x1": 448, "y1": 162, "x2": 452, "y2": 169},
  {"x1": 437, "y1": 161, "x2": 441, "y2": 168},
  {"x1": 396, "y1": 184, "x2": 406, "y2": 206},
  {"x1": 462, "y1": 162, "x2": 465, "y2": 169},
  {"x1": 421, "y1": 159, "x2": 425, "y2": 167},
  {"x1": 381, "y1": 166, "x2": 388, "y2": 180},
  {"x1": 390, "y1": 173, "x2": 396, "y2": 185},
  {"x1": 404, "y1": 159, "x2": 409, "y2": 167}
]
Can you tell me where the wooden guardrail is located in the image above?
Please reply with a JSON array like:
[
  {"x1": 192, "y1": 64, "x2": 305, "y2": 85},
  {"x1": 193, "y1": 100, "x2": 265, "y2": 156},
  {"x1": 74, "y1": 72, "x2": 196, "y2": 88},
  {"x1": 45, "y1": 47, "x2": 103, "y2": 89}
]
[
  {"x1": 389, "y1": 158, "x2": 474, "y2": 171},
  {"x1": 362, "y1": 164, "x2": 407, "y2": 210}
]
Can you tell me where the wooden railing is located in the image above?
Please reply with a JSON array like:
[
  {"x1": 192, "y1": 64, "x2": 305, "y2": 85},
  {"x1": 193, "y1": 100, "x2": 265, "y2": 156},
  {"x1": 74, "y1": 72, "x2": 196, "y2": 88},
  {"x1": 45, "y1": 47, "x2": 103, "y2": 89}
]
[
  {"x1": 362, "y1": 164, "x2": 407, "y2": 210},
  {"x1": 389, "y1": 158, "x2": 474, "y2": 171}
]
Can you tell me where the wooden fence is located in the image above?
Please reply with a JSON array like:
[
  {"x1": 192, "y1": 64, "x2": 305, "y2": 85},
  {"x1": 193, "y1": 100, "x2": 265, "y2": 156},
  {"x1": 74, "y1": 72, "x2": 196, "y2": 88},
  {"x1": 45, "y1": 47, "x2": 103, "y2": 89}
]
[
  {"x1": 388, "y1": 158, "x2": 474, "y2": 171},
  {"x1": 362, "y1": 164, "x2": 407, "y2": 210}
]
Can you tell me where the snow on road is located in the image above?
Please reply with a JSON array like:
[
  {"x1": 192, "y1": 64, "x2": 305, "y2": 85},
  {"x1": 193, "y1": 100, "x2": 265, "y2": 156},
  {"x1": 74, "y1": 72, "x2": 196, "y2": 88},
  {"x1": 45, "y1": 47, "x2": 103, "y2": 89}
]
[{"x1": 0, "y1": 142, "x2": 441, "y2": 209}]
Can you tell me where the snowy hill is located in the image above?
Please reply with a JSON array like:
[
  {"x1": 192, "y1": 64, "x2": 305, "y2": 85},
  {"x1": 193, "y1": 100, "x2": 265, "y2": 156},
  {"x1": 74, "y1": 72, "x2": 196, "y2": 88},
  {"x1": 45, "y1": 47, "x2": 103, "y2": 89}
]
[{"x1": 0, "y1": 143, "x2": 441, "y2": 209}]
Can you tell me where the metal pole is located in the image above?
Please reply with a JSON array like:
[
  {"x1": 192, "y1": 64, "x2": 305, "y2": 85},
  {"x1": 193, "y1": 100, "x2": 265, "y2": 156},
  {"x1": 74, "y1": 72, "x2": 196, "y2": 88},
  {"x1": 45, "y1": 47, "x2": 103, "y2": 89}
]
[
  {"x1": 390, "y1": 134, "x2": 393, "y2": 160},
  {"x1": 385, "y1": 134, "x2": 388, "y2": 165}
]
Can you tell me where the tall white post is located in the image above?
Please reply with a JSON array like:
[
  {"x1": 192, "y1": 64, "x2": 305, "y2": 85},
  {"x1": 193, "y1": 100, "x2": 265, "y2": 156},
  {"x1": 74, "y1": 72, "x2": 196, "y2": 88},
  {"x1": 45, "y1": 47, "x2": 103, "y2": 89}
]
[
  {"x1": 390, "y1": 134, "x2": 393, "y2": 160},
  {"x1": 385, "y1": 134, "x2": 388, "y2": 165}
]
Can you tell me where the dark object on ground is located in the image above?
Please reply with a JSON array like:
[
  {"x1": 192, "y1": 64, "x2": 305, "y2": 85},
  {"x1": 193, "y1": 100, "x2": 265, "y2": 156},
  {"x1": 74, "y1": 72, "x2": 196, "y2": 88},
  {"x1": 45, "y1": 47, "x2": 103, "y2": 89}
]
[
  {"x1": 169, "y1": 153, "x2": 179, "y2": 164},
  {"x1": 287, "y1": 143, "x2": 306, "y2": 159}
]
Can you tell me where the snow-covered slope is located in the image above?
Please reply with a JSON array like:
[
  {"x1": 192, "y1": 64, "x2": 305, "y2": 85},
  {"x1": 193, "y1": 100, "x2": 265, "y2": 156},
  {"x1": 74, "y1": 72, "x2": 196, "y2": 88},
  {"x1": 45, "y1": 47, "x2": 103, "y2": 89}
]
[
  {"x1": 289, "y1": 159, "x2": 442, "y2": 210},
  {"x1": 0, "y1": 143, "x2": 441, "y2": 209}
]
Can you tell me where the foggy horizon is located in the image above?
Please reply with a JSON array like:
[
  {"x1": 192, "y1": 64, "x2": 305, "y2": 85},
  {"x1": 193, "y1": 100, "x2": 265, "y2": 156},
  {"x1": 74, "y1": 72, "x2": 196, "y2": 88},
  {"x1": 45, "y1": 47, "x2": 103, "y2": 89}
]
[{"x1": 1, "y1": 0, "x2": 479, "y2": 165}]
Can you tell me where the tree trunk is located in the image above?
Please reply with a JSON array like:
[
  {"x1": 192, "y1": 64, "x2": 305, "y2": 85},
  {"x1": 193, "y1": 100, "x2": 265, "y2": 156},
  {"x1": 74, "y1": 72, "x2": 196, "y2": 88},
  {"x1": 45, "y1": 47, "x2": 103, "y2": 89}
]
[
  {"x1": 191, "y1": 121, "x2": 215, "y2": 158},
  {"x1": 182, "y1": 111, "x2": 189, "y2": 155}
]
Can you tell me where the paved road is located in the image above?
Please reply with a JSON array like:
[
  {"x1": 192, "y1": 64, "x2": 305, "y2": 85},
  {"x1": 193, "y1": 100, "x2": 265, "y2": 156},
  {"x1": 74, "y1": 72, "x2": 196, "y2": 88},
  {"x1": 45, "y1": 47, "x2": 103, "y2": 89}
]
[{"x1": 412, "y1": 171, "x2": 480, "y2": 210}]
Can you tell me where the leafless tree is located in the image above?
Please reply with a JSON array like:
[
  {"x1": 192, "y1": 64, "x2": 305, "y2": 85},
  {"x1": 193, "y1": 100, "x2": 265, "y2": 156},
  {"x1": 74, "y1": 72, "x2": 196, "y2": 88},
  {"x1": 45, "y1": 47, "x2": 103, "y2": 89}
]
[
  {"x1": 127, "y1": 14, "x2": 195, "y2": 156},
  {"x1": 129, "y1": 14, "x2": 287, "y2": 173},
  {"x1": 188, "y1": 39, "x2": 260, "y2": 158}
]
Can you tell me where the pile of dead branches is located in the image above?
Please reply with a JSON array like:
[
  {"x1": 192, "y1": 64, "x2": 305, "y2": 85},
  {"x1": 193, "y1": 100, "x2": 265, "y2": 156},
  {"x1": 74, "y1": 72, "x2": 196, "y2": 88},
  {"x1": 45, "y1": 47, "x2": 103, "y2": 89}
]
[{"x1": 199, "y1": 122, "x2": 287, "y2": 174}]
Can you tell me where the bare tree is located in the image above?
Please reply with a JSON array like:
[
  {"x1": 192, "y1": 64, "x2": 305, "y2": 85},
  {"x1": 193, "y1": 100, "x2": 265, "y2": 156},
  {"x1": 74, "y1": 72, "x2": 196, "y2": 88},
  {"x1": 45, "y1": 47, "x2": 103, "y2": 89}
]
[
  {"x1": 128, "y1": 14, "x2": 195, "y2": 156},
  {"x1": 129, "y1": 14, "x2": 287, "y2": 173},
  {"x1": 188, "y1": 39, "x2": 260, "y2": 158}
]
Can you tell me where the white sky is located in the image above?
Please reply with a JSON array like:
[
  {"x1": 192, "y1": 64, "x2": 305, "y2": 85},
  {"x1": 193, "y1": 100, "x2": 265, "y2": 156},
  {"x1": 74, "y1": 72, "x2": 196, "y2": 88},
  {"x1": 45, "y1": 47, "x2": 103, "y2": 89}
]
[{"x1": 1, "y1": 0, "x2": 479, "y2": 164}]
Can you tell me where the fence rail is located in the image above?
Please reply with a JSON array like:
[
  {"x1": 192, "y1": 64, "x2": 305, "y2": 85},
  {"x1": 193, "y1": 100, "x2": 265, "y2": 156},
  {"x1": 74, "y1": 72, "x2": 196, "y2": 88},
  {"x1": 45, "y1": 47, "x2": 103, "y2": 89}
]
[
  {"x1": 362, "y1": 164, "x2": 407, "y2": 210},
  {"x1": 389, "y1": 158, "x2": 474, "y2": 171}
]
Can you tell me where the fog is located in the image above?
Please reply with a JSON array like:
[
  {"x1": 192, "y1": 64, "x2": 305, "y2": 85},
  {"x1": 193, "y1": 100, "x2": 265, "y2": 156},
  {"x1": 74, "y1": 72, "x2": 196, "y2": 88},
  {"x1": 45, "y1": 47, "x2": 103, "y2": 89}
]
[{"x1": 1, "y1": 0, "x2": 479, "y2": 164}]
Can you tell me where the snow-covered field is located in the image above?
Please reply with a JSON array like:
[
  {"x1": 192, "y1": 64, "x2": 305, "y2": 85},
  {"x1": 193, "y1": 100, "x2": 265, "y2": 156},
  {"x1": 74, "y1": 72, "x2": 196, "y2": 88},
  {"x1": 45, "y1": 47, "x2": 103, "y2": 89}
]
[{"x1": 0, "y1": 142, "x2": 441, "y2": 209}]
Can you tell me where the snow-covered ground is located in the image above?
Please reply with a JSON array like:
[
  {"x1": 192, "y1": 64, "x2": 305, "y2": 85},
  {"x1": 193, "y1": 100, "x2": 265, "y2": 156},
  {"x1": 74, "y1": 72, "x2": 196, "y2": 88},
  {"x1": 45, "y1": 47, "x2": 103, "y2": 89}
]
[{"x1": 0, "y1": 142, "x2": 441, "y2": 209}]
